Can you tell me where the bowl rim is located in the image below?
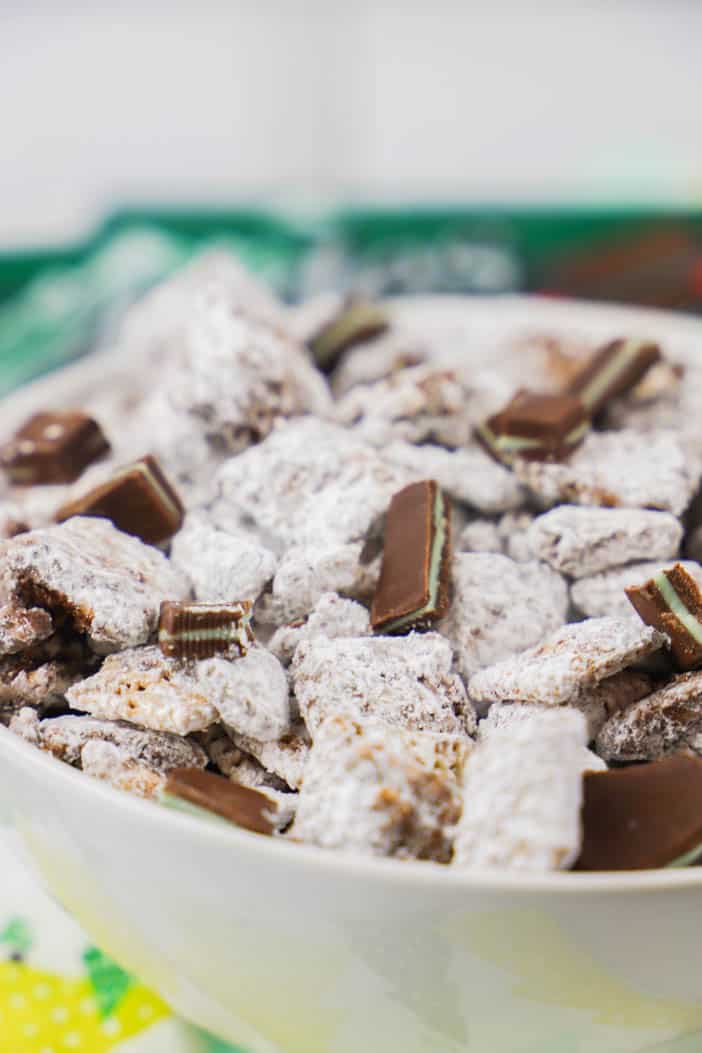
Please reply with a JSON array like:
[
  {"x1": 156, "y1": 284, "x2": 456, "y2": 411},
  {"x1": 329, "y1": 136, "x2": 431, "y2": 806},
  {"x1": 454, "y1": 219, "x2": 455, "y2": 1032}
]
[
  {"x1": 3, "y1": 719, "x2": 702, "y2": 896},
  {"x1": 4, "y1": 291, "x2": 702, "y2": 896}
]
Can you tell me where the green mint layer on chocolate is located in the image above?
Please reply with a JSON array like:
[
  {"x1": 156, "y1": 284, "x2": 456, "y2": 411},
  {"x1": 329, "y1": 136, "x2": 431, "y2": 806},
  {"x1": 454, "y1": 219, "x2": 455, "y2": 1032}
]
[
  {"x1": 654, "y1": 571, "x2": 702, "y2": 646},
  {"x1": 383, "y1": 487, "x2": 446, "y2": 633},
  {"x1": 478, "y1": 420, "x2": 589, "y2": 458},
  {"x1": 667, "y1": 842, "x2": 702, "y2": 868},
  {"x1": 159, "y1": 791, "x2": 233, "y2": 828},
  {"x1": 579, "y1": 339, "x2": 643, "y2": 410},
  {"x1": 309, "y1": 302, "x2": 387, "y2": 365},
  {"x1": 109, "y1": 461, "x2": 182, "y2": 523}
]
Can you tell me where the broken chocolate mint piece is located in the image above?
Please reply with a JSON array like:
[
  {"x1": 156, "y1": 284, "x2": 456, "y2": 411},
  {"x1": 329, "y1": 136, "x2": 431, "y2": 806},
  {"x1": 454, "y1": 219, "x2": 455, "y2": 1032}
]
[
  {"x1": 158, "y1": 600, "x2": 253, "y2": 660},
  {"x1": 575, "y1": 752, "x2": 702, "y2": 870},
  {"x1": 1, "y1": 411, "x2": 110, "y2": 485},
  {"x1": 307, "y1": 299, "x2": 388, "y2": 372},
  {"x1": 162, "y1": 767, "x2": 275, "y2": 835},
  {"x1": 56, "y1": 454, "x2": 184, "y2": 545},
  {"x1": 371, "y1": 479, "x2": 451, "y2": 634},
  {"x1": 476, "y1": 390, "x2": 589, "y2": 465},
  {"x1": 566, "y1": 339, "x2": 662, "y2": 416},
  {"x1": 626, "y1": 562, "x2": 702, "y2": 671}
]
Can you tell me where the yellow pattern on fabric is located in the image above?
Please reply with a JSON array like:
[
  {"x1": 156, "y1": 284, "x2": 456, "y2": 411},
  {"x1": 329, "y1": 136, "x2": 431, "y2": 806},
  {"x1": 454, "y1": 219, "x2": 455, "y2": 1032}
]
[{"x1": 0, "y1": 959, "x2": 170, "y2": 1052}]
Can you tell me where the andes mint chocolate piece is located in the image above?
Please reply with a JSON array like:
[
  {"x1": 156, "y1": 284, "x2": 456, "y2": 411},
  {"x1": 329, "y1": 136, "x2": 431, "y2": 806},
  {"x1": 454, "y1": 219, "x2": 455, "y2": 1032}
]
[
  {"x1": 575, "y1": 752, "x2": 702, "y2": 871},
  {"x1": 1, "y1": 412, "x2": 110, "y2": 485},
  {"x1": 162, "y1": 767, "x2": 275, "y2": 835},
  {"x1": 307, "y1": 299, "x2": 388, "y2": 372},
  {"x1": 56, "y1": 454, "x2": 184, "y2": 545},
  {"x1": 158, "y1": 600, "x2": 253, "y2": 660},
  {"x1": 626, "y1": 562, "x2": 702, "y2": 671},
  {"x1": 476, "y1": 390, "x2": 589, "y2": 465},
  {"x1": 566, "y1": 339, "x2": 662, "y2": 416},
  {"x1": 371, "y1": 479, "x2": 451, "y2": 634}
]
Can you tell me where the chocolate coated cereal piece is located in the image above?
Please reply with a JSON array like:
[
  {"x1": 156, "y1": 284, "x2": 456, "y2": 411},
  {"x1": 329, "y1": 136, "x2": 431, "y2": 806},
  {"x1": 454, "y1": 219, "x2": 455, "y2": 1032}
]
[
  {"x1": 477, "y1": 390, "x2": 589, "y2": 465},
  {"x1": 66, "y1": 646, "x2": 219, "y2": 736},
  {"x1": 163, "y1": 767, "x2": 276, "y2": 836},
  {"x1": 566, "y1": 338, "x2": 662, "y2": 417},
  {"x1": 371, "y1": 480, "x2": 451, "y2": 634},
  {"x1": 153, "y1": 294, "x2": 331, "y2": 455},
  {"x1": 268, "y1": 593, "x2": 371, "y2": 666},
  {"x1": 169, "y1": 514, "x2": 277, "y2": 605},
  {"x1": 0, "y1": 412, "x2": 110, "y2": 485},
  {"x1": 627, "y1": 562, "x2": 702, "y2": 671},
  {"x1": 291, "y1": 714, "x2": 469, "y2": 861},
  {"x1": 527, "y1": 505, "x2": 683, "y2": 580},
  {"x1": 336, "y1": 364, "x2": 480, "y2": 449},
  {"x1": 158, "y1": 601, "x2": 253, "y2": 660},
  {"x1": 1, "y1": 517, "x2": 190, "y2": 654},
  {"x1": 439, "y1": 553, "x2": 568, "y2": 682},
  {"x1": 13, "y1": 711, "x2": 206, "y2": 769},
  {"x1": 596, "y1": 671, "x2": 702, "y2": 762},
  {"x1": 56, "y1": 454, "x2": 184, "y2": 545},
  {"x1": 292, "y1": 632, "x2": 475, "y2": 738},
  {"x1": 468, "y1": 616, "x2": 665, "y2": 707},
  {"x1": 307, "y1": 298, "x2": 388, "y2": 372},
  {"x1": 0, "y1": 604, "x2": 53, "y2": 656},
  {"x1": 207, "y1": 646, "x2": 291, "y2": 742},
  {"x1": 515, "y1": 428, "x2": 697, "y2": 517},
  {"x1": 383, "y1": 439, "x2": 525, "y2": 514},
  {"x1": 575, "y1": 753, "x2": 702, "y2": 871},
  {"x1": 574, "y1": 669, "x2": 655, "y2": 740},
  {"x1": 230, "y1": 725, "x2": 311, "y2": 791},
  {"x1": 454, "y1": 707, "x2": 587, "y2": 871}
]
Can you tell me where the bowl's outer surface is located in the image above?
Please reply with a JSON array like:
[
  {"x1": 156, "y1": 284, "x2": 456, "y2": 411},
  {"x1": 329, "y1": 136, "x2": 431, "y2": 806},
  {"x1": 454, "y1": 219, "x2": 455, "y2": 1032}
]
[{"x1": 3, "y1": 295, "x2": 702, "y2": 1052}]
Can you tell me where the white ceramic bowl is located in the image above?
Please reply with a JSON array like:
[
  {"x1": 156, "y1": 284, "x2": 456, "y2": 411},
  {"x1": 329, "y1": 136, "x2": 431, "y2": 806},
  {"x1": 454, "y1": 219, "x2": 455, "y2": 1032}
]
[{"x1": 2, "y1": 296, "x2": 702, "y2": 1053}]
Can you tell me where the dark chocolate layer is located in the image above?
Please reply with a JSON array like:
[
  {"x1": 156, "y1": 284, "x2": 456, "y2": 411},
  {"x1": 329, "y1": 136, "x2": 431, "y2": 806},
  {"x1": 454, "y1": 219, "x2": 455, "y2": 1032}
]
[
  {"x1": 56, "y1": 454, "x2": 184, "y2": 545},
  {"x1": 576, "y1": 752, "x2": 702, "y2": 870},
  {"x1": 164, "y1": 767, "x2": 275, "y2": 836}
]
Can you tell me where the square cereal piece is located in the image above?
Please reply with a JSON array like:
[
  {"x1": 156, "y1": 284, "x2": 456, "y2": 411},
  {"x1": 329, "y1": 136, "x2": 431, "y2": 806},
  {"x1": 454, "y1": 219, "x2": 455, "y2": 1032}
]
[
  {"x1": 67, "y1": 644, "x2": 292, "y2": 741},
  {"x1": 335, "y1": 364, "x2": 480, "y2": 449},
  {"x1": 478, "y1": 701, "x2": 606, "y2": 773},
  {"x1": 570, "y1": 670, "x2": 654, "y2": 740},
  {"x1": 230, "y1": 724, "x2": 311, "y2": 791},
  {"x1": 292, "y1": 632, "x2": 475, "y2": 738},
  {"x1": 468, "y1": 617, "x2": 665, "y2": 707},
  {"x1": 0, "y1": 651, "x2": 90, "y2": 720},
  {"x1": 0, "y1": 603, "x2": 53, "y2": 656},
  {"x1": 453, "y1": 707, "x2": 587, "y2": 871},
  {"x1": 0, "y1": 517, "x2": 191, "y2": 654},
  {"x1": 155, "y1": 293, "x2": 330, "y2": 454},
  {"x1": 11, "y1": 710, "x2": 206, "y2": 789},
  {"x1": 205, "y1": 645, "x2": 292, "y2": 742},
  {"x1": 570, "y1": 560, "x2": 702, "y2": 620},
  {"x1": 118, "y1": 249, "x2": 288, "y2": 365},
  {"x1": 291, "y1": 714, "x2": 470, "y2": 861},
  {"x1": 257, "y1": 541, "x2": 381, "y2": 626},
  {"x1": 383, "y1": 440, "x2": 524, "y2": 514},
  {"x1": 169, "y1": 514, "x2": 277, "y2": 605},
  {"x1": 596, "y1": 671, "x2": 702, "y2": 762},
  {"x1": 514, "y1": 429, "x2": 698, "y2": 517},
  {"x1": 213, "y1": 417, "x2": 412, "y2": 551},
  {"x1": 66, "y1": 646, "x2": 219, "y2": 736},
  {"x1": 458, "y1": 519, "x2": 504, "y2": 555},
  {"x1": 268, "y1": 593, "x2": 371, "y2": 666},
  {"x1": 527, "y1": 506, "x2": 682, "y2": 579},
  {"x1": 439, "y1": 553, "x2": 568, "y2": 681}
]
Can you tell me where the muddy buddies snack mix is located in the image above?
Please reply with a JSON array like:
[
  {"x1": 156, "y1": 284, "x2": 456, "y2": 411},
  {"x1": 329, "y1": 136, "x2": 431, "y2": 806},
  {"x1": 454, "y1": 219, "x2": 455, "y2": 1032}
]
[{"x1": 7, "y1": 249, "x2": 702, "y2": 873}]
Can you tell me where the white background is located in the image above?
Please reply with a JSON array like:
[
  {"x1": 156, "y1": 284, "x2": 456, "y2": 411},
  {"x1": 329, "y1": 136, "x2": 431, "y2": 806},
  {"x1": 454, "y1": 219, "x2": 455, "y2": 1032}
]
[{"x1": 1, "y1": 0, "x2": 701, "y2": 246}]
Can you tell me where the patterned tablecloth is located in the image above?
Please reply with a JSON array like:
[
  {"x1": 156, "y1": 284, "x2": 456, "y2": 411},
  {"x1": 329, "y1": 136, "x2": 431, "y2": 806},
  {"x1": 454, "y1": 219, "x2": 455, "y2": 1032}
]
[{"x1": 0, "y1": 829, "x2": 237, "y2": 1053}]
